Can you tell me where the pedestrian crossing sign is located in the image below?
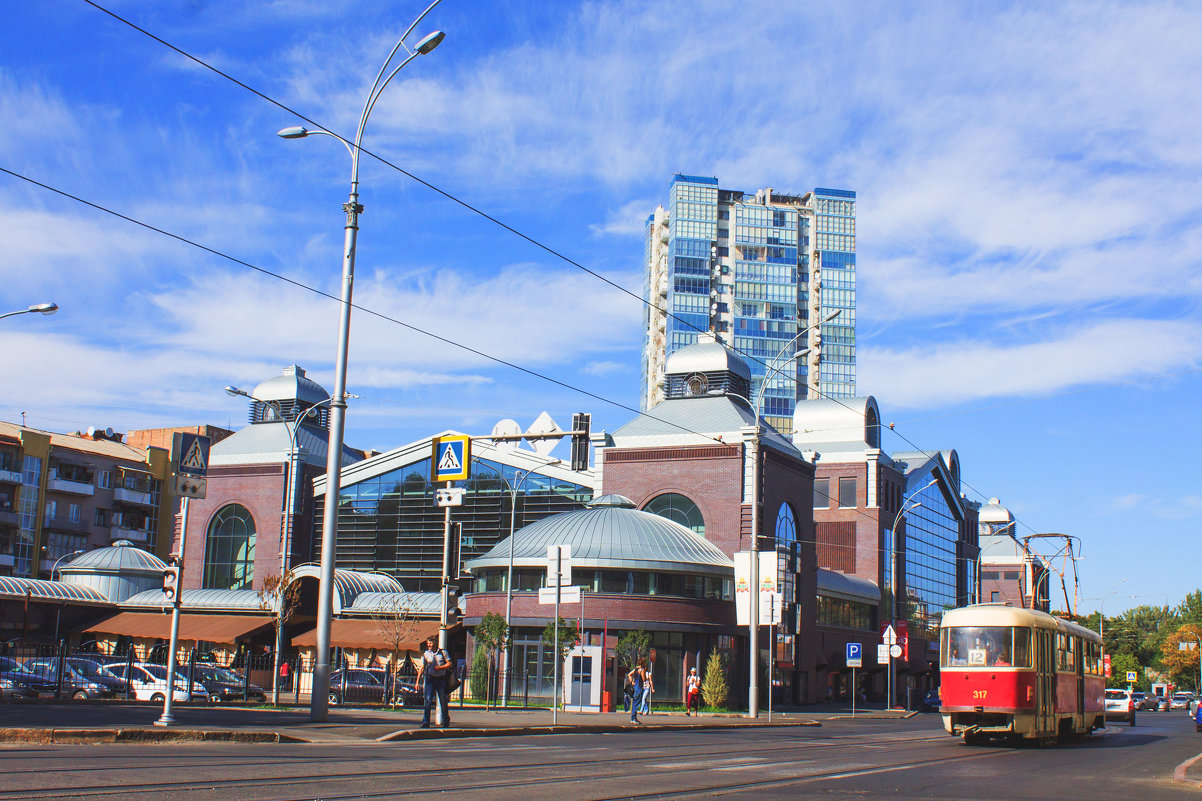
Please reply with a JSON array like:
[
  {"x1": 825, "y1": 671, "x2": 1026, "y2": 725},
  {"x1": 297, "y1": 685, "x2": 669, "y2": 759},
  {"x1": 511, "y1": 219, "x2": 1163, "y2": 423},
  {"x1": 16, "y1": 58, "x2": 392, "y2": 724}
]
[{"x1": 431, "y1": 435, "x2": 471, "y2": 482}]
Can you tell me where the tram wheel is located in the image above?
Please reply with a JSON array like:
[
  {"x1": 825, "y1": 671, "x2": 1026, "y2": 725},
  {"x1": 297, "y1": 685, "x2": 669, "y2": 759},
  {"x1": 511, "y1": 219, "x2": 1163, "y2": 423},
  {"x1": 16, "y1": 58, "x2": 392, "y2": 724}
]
[{"x1": 963, "y1": 731, "x2": 985, "y2": 746}]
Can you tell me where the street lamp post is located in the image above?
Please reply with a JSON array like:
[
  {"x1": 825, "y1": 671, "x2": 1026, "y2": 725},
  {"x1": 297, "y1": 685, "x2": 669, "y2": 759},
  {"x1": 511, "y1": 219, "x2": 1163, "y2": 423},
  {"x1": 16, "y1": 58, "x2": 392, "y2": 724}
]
[
  {"x1": 888, "y1": 478, "x2": 936, "y2": 710},
  {"x1": 746, "y1": 308, "x2": 840, "y2": 718},
  {"x1": 278, "y1": 2, "x2": 445, "y2": 724},
  {"x1": 0, "y1": 303, "x2": 58, "y2": 321},
  {"x1": 50, "y1": 549, "x2": 84, "y2": 582},
  {"x1": 226, "y1": 385, "x2": 338, "y2": 704}
]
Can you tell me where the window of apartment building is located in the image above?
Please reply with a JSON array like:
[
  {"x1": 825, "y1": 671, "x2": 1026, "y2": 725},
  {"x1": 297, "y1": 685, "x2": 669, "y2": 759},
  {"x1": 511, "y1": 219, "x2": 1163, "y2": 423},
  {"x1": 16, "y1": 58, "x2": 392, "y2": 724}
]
[
  {"x1": 718, "y1": 209, "x2": 729, "y2": 220},
  {"x1": 68, "y1": 503, "x2": 81, "y2": 523},
  {"x1": 95, "y1": 508, "x2": 108, "y2": 527},
  {"x1": 717, "y1": 246, "x2": 729, "y2": 257},
  {"x1": 98, "y1": 470, "x2": 112, "y2": 489},
  {"x1": 991, "y1": 591, "x2": 1001, "y2": 603},
  {"x1": 838, "y1": 477, "x2": 857, "y2": 508},
  {"x1": 813, "y1": 478, "x2": 830, "y2": 509},
  {"x1": 44, "y1": 499, "x2": 57, "y2": 520}
]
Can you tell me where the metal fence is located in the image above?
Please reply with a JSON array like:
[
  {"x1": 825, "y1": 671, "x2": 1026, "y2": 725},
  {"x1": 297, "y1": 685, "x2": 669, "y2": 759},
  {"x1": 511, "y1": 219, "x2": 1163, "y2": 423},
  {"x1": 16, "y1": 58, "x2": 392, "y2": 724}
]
[{"x1": 1, "y1": 643, "x2": 564, "y2": 709}]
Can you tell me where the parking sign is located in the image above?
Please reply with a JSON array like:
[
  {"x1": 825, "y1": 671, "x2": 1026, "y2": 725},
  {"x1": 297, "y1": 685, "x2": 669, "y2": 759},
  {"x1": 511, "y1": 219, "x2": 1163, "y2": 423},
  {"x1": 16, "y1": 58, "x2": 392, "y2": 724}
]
[{"x1": 846, "y1": 642, "x2": 862, "y2": 668}]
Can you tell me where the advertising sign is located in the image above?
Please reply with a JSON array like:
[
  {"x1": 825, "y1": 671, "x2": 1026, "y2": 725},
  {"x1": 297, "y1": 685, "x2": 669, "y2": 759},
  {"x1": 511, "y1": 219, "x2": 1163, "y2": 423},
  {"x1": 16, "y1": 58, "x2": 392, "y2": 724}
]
[{"x1": 734, "y1": 551, "x2": 780, "y2": 626}]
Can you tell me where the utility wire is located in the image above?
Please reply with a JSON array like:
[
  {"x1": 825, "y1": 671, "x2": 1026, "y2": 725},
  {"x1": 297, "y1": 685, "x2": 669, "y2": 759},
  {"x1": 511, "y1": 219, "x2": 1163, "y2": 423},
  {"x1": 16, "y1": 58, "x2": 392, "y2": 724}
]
[{"x1": 72, "y1": 0, "x2": 1086, "y2": 559}]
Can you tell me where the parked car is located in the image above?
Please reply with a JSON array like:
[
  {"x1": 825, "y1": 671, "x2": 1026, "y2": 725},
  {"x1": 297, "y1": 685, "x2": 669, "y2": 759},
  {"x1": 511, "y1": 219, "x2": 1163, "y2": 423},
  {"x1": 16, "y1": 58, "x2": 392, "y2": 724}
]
[
  {"x1": 1104, "y1": 688, "x2": 1136, "y2": 725},
  {"x1": 1170, "y1": 692, "x2": 1195, "y2": 710},
  {"x1": 0, "y1": 656, "x2": 52, "y2": 698},
  {"x1": 1137, "y1": 692, "x2": 1161, "y2": 711},
  {"x1": 328, "y1": 668, "x2": 421, "y2": 706},
  {"x1": 100, "y1": 663, "x2": 201, "y2": 703},
  {"x1": 1195, "y1": 702, "x2": 1202, "y2": 732},
  {"x1": 190, "y1": 665, "x2": 266, "y2": 704},
  {"x1": 66, "y1": 657, "x2": 131, "y2": 696},
  {"x1": 23, "y1": 657, "x2": 122, "y2": 700},
  {"x1": 921, "y1": 687, "x2": 940, "y2": 712}
]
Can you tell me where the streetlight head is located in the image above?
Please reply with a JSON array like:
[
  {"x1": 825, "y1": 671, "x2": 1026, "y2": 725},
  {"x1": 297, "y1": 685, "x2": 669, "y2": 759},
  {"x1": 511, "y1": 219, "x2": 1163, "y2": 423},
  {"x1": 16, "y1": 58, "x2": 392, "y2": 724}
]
[
  {"x1": 415, "y1": 30, "x2": 445, "y2": 54},
  {"x1": 30, "y1": 302, "x2": 58, "y2": 315},
  {"x1": 225, "y1": 386, "x2": 246, "y2": 398},
  {"x1": 821, "y1": 309, "x2": 842, "y2": 323},
  {"x1": 277, "y1": 126, "x2": 310, "y2": 139}
]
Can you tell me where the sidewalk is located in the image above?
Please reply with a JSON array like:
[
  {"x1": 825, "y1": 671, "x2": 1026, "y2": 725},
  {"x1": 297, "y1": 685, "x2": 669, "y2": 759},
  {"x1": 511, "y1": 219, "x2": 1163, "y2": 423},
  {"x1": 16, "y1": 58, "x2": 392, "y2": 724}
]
[{"x1": 0, "y1": 701, "x2": 918, "y2": 744}]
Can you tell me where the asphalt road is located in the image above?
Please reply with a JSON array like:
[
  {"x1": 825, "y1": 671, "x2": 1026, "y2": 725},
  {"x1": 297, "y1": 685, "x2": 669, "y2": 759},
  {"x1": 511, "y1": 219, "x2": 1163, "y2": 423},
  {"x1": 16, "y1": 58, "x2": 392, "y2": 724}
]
[{"x1": 2, "y1": 711, "x2": 1201, "y2": 800}]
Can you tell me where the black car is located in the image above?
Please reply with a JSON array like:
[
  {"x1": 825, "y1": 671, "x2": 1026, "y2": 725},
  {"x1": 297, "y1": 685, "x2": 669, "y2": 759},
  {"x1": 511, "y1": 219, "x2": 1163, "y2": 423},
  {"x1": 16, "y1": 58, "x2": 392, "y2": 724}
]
[
  {"x1": 190, "y1": 665, "x2": 267, "y2": 704},
  {"x1": 0, "y1": 656, "x2": 40, "y2": 699},
  {"x1": 22, "y1": 657, "x2": 124, "y2": 699},
  {"x1": 328, "y1": 668, "x2": 418, "y2": 706}
]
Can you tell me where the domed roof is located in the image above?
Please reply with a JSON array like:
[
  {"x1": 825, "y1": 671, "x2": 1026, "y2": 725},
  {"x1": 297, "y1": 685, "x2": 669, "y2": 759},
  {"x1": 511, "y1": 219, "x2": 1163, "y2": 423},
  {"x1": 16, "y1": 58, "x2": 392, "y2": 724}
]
[
  {"x1": 978, "y1": 498, "x2": 1014, "y2": 525},
  {"x1": 59, "y1": 540, "x2": 168, "y2": 576},
  {"x1": 665, "y1": 336, "x2": 752, "y2": 382},
  {"x1": 251, "y1": 364, "x2": 330, "y2": 405},
  {"x1": 467, "y1": 504, "x2": 733, "y2": 575}
]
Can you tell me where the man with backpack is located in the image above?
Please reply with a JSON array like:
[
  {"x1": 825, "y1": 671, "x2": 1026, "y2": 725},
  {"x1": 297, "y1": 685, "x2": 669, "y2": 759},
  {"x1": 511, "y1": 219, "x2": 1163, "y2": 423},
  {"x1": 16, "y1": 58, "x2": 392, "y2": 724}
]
[{"x1": 416, "y1": 636, "x2": 452, "y2": 728}]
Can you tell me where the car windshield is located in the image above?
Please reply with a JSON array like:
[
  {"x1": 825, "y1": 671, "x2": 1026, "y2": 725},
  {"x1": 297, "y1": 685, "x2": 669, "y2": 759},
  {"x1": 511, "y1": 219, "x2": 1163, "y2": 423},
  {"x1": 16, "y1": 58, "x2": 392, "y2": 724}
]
[
  {"x1": 196, "y1": 667, "x2": 240, "y2": 683},
  {"x1": 1105, "y1": 690, "x2": 1127, "y2": 699},
  {"x1": 0, "y1": 656, "x2": 19, "y2": 671},
  {"x1": 141, "y1": 665, "x2": 187, "y2": 681}
]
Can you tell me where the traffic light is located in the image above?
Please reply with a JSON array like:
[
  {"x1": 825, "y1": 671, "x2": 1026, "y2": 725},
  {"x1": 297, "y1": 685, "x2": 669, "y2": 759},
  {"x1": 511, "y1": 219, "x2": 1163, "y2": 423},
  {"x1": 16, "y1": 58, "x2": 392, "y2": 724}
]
[
  {"x1": 571, "y1": 413, "x2": 591, "y2": 471},
  {"x1": 444, "y1": 583, "x2": 463, "y2": 626},
  {"x1": 162, "y1": 566, "x2": 180, "y2": 602}
]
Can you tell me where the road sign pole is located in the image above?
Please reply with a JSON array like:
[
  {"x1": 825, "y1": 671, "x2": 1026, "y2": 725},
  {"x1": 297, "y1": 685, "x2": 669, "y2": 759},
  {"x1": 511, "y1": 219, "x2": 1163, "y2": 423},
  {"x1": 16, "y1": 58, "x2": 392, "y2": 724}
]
[
  {"x1": 155, "y1": 496, "x2": 188, "y2": 727},
  {"x1": 852, "y1": 665, "x2": 856, "y2": 717},
  {"x1": 553, "y1": 546, "x2": 561, "y2": 726},
  {"x1": 437, "y1": 482, "x2": 454, "y2": 727}
]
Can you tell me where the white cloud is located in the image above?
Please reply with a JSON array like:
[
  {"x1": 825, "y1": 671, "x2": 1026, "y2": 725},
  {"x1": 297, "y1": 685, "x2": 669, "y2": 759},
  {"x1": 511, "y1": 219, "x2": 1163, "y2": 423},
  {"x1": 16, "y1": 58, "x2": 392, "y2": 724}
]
[
  {"x1": 858, "y1": 318, "x2": 1202, "y2": 409},
  {"x1": 580, "y1": 360, "x2": 626, "y2": 377},
  {"x1": 590, "y1": 199, "x2": 655, "y2": 238}
]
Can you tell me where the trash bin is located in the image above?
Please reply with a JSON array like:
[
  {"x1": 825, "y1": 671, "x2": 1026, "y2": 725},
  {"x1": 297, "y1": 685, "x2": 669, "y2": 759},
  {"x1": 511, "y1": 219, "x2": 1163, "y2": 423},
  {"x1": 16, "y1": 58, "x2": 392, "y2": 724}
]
[{"x1": 602, "y1": 690, "x2": 613, "y2": 713}]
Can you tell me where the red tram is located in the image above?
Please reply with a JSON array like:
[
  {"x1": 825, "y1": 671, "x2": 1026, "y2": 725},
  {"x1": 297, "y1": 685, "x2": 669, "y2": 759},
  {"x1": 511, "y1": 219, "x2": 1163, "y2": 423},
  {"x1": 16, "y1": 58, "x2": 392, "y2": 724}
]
[{"x1": 939, "y1": 604, "x2": 1105, "y2": 744}]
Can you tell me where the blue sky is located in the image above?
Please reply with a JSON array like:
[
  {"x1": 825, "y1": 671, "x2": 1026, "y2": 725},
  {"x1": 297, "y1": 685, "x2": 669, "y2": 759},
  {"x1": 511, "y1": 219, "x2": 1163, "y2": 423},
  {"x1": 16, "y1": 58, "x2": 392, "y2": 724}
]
[{"x1": 2, "y1": 1, "x2": 1199, "y2": 615}]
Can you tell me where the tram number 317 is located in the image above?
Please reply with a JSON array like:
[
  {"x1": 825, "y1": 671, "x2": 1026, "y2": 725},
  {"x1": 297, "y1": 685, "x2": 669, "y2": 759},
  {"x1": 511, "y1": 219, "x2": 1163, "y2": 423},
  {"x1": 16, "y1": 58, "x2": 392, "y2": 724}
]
[{"x1": 972, "y1": 690, "x2": 988, "y2": 700}]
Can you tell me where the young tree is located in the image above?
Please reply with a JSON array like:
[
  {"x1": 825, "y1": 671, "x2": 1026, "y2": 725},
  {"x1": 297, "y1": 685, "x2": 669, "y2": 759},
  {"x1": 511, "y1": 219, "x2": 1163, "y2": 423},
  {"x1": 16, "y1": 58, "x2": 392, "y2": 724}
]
[
  {"x1": 701, "y1": 647, "x2": 729, "y2": 710},
  {"x1": 469, "y1": 644, "x2": 490, "y2": 702},
  {"x1": 615, "y1": 629, "x2": 651, "y2": 673},
  {"x1": 257, "y1": 570, "x2": 302, "y2": 705},
  {"x1": 1162, "y1": 623, "x2": 1202, "y2": 692},
  {"x1": 541, "y1": 617, "x2": 580, "y2": 710},
  {"x1": 370, "y1": 596, "x2": 421, "y2": 706},
  {"x1": 472, "y1": 612, "x2": 509, "y2": 708}
]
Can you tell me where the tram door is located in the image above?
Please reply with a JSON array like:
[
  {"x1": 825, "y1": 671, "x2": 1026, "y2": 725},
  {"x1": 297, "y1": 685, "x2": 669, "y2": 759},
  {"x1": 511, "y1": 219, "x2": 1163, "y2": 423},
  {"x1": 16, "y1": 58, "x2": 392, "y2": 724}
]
[
  {"x1": 1037, "y1": 630, "x2": 1055, "y2": 734},
  {"x1": 1074, "y1": 639, "x2": 1085, "y2": 731}
]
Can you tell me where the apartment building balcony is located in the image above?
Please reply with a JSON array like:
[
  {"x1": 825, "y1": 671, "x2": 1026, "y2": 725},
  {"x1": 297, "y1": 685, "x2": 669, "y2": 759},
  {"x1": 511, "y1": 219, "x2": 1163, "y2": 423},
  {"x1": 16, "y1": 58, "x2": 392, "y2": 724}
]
[
  {"x1": 43, "y1": 517, "x2": 89, "y2": 534},
  {"x1": 46, "y1": 477, "x2": 95, "y2": 496},
  {"x1": 0, "y1": 508, "x2": 18, "y2": 527},
  {"x1": 113, "y1": 487, "x2": 152, "y2": 507},
  {"x1": 110, "y1": 525, "x2": 150, "y2": 543},
  {"x1": 0, "y1": 467, "x2": 22, "y2": 485}
]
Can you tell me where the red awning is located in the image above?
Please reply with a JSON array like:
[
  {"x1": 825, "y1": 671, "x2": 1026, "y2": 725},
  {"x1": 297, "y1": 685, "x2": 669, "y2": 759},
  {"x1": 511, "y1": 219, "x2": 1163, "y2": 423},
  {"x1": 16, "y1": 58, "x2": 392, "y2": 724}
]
[
  {"x1": 83, "y1": 612, "x2": 272, "y2": 645},
  {"x1": 291, "y1": 619, "x2": 440, "y2": 651}
]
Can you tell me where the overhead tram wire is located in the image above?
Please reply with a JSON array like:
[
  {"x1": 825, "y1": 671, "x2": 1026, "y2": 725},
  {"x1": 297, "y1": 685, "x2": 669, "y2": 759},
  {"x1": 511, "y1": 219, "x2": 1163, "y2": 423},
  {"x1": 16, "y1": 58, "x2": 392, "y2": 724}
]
[
  {"x1": 0, "y1": 162, "x2": 1054, "y2": 572},
  {"x1": 0, "y1": 164, "x2": 736, "y2": 454},
  {"x1": 77, "y1": 0, "x2": 1075, "y2": 548}
]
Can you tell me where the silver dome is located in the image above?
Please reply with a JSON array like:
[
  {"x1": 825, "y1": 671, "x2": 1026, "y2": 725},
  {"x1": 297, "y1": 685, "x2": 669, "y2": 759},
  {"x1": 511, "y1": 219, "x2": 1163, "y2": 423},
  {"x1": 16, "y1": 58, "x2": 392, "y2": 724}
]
[{"x1": 251, "y1": 364, "x2": 330, "y2": 405}]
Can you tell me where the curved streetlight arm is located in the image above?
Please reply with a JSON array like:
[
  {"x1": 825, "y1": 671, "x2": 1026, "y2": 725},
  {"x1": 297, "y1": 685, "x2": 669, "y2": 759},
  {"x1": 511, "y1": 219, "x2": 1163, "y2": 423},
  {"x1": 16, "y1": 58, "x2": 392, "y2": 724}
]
[
  {"x1": 0, "y1": 302, "x2": 58, "y2": 321},
  {"x1": 51, "y1": 549, "x2": 85, "y2": 581}
]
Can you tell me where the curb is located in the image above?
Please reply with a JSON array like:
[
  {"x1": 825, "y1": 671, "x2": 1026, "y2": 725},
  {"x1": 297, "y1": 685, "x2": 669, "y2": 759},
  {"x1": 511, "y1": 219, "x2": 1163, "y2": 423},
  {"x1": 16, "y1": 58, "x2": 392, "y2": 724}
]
[
  {"x1": 1173, "y1": 752, "x2": 1202, "y2": 785},
  {"x1": 0, "y1": 727, "x2": 306, "y2": 745}
]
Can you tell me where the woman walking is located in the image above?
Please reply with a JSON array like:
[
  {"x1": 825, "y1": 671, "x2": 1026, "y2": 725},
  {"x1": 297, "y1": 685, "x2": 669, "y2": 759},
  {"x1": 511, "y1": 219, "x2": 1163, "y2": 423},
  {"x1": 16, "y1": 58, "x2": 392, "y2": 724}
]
[{"x1": 628, "y1": 660, "x2": 647, "y2": 725}]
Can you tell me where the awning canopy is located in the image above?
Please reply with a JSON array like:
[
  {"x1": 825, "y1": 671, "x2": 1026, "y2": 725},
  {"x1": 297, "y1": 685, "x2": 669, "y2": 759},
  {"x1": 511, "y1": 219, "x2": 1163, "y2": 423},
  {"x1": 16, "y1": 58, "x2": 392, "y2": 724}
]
[
  {"x1": 291, "y1": 619, "x2": 440, "y2": 651},
  {"x1": 83, "y1": 612, "x2": 272, "y2": 645}
]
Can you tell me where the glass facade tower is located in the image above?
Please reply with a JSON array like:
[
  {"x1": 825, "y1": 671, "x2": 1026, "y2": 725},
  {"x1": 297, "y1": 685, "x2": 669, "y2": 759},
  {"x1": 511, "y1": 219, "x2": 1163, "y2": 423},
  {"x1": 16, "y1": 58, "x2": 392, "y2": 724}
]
[{"x1": 642, "y1": 175, "x2": 856, "y2": 433}]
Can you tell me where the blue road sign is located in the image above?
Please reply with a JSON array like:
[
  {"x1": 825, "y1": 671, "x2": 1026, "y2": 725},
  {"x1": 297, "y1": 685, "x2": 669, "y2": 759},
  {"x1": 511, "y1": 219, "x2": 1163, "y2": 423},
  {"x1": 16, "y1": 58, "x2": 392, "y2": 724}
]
[
  {"x1": 432, "y1": 435, "x2": 470, "y2": 482},
  {"x1": 846, "y1": 642, "x2": 863, "y2": 667}
]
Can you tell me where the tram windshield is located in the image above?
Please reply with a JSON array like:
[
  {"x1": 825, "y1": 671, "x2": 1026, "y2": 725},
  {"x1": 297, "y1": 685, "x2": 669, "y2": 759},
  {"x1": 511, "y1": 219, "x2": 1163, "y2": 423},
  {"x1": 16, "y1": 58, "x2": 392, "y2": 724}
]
[{"x1": 941, "y1": 626, "x2": 1031, "y2": 668}]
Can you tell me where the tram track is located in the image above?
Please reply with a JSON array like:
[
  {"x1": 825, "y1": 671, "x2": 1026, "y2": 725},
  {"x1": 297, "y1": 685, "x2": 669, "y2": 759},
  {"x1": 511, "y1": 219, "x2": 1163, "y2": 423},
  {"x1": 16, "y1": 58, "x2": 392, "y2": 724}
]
[{"x1": 0, "y1": 731, "x2": 981, "y2": 801}]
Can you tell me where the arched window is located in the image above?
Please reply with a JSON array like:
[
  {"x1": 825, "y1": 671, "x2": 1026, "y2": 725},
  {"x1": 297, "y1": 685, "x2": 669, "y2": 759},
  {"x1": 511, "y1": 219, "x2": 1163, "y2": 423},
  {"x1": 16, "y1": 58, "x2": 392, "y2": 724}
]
[
  {"x1": 203, "y1": 504, "x2": 256, "y2": 590},
  {"x1": 775, "y1": 503, "x2": 797, "y2": 547},
  {"x1": 642, "y1": 493, "x2": 705, "y2": 536}
]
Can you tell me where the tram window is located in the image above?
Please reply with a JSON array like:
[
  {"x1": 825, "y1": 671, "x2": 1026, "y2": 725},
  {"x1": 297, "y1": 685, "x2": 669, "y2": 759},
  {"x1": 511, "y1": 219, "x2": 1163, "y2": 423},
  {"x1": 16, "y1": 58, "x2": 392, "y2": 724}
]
[
  {"x1": 942, "y1": 626, "x2": 1025, "y2": 668},
  {"x1": 1013, "y1": 628, "x2": 1031, "y2": 668}
]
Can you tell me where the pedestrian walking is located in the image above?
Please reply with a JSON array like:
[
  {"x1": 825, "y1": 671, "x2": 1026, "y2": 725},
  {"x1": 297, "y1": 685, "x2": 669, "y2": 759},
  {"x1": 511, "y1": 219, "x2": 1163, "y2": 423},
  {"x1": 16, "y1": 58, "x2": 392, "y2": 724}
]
[
  {"x1": 628, "y1": 660, "x2": 647, "y2": 725},
  {"x1": 416, "y1": 636, "x2": 452, "y2": 728},
  {"x1": 639, "y1": 665, "x2": 654, "y2": 715},
  {"x1": 686, "y1": 667, "x2": 700, "y2": 715}
]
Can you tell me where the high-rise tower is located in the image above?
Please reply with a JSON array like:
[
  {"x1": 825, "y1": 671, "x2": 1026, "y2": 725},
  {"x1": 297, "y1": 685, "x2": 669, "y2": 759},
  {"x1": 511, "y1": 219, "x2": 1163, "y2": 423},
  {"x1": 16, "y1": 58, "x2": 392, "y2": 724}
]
[{"x1": 641, "y1": 175, "x2": 856, "y2": 433}]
